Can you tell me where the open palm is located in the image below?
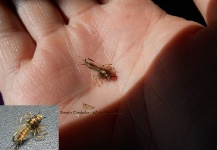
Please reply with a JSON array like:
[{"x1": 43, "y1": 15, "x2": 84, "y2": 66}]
[{"x1": 1, "y1": 0, "x2": 217, "y2": 149}]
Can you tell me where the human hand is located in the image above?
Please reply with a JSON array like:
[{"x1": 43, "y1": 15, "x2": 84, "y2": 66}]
[{"x1": 0, "y1": 0, "x2": 217, "y2": 149}]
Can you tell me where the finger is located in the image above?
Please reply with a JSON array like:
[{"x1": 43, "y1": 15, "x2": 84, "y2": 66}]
[
  {"x1": 0, "y1": 1, "x2": 34, "y2": 84},
  {"x1": 194, "y1": 0, "x2": 217, "y2": 25},
  {"x1": 55, "y1": 0, "x2": 98, "y2": 22},
  {"x1": 13, "y1": 0, "x2": 65, "y2": 41}
]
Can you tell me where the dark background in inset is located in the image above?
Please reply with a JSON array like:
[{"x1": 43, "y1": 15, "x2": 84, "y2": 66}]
[{"x1": 0, "y1": 0, "x2": 205, "y2": 105}]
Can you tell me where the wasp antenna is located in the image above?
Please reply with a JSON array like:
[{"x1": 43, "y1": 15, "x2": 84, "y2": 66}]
[
  {"x1": 78, "y1": 56, "x2": 86, "y2": 61},
  {"x1": 78, "y1": 56, "x2": 87, "y2": 65},
  {"x1": 88, "y1": 58, "x2": 94, "y2": 62},
  {"x1": 34, "y1": 111, "x2": 40, "y2": 116}
]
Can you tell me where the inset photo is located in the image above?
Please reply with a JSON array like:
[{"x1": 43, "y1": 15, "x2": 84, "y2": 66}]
[{"x1": 0, "y1": 106, "x2": 58, "y2": 150}]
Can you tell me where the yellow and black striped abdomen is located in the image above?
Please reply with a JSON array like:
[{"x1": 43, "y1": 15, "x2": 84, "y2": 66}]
[{"x1": 13, "y1": 126, "x2": 30, "y2": 143}]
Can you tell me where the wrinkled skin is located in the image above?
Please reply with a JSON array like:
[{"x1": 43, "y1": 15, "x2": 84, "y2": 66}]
[{"x1": 0, "y1": 0, "x2": 217, "y2": 149}]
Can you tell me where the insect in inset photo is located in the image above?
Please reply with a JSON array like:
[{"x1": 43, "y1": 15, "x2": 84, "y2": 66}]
[
  {"x1": 9, "y1": 112, "x2": 47, "y2": 150},
  {"x1": 78, "y1": 56, "x2": 117, "y2": 86}
]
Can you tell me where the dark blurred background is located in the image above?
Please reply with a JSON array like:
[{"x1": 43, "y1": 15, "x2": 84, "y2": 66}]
[
  {"x1": 0, "y1": 0, "x2": 206, "y2": 105},
  {"x1": 153, "y1": 0, "x2": 206, "y2": 25},
  {"x1": 0, "y1": 92, "x2": 3, "y2": 105}
]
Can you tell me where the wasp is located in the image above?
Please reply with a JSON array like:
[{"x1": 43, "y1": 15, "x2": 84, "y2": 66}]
[
  {"x1": 78, "y1": 57, "x2": 117, "y2": 86},
  {"x1": 9, "y1": 112, "x2": 47, "y2": 150}
]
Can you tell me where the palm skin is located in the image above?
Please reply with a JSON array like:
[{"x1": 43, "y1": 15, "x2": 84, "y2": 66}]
[{"x1": 0, "y1": 0, "x2": 217, "y2": 149}]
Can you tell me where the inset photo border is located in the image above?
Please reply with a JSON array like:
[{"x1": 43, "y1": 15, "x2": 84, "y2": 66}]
[{"x1": 0, "y1": 105, "x2": 59, "y2": 150}]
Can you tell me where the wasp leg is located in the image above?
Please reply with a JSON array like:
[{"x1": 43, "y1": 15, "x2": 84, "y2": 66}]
[
  {"x1": 34, "y1": 127, "x2": 47, "y2": 137},
  {"x1": 102, "y1": 64, "x2": 112, "y2": 66},
  {"x1": 35, "y1": 131, "x2": 47, "y2": 139},
  {"x1": 20, "y1": 112, "x2": 32, "y2": 123},
  {"x1": 87, "y1": 58, "x2": 95, "y2": 62},
  {"x1": 19, "y1": 117, "x2": 23, "y2": 124},
  {"x1": 39, "y1": 126, "x2": 46, "y2": 129},
  {"x1": 15, "y1": 144, "x2": 19, "y2": 150},
  {"x1": 93, "y1": 75, "x2": 103, "y2": 87},
  {"x1": 38, "y1": 126, "x2": 47, "y2": 133},
  {"x1": 34, "y1": 130, "x2": 47, "y2": 139},
  {"x1": 24, "y1": 112, "x2": 32, "y2": 121},
  {"x1": 34, "y1": 132, "x2": 47, "y2": 139},
  {"x1": 103, "y1": 63, "x2": 112, "y2": 65}
]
